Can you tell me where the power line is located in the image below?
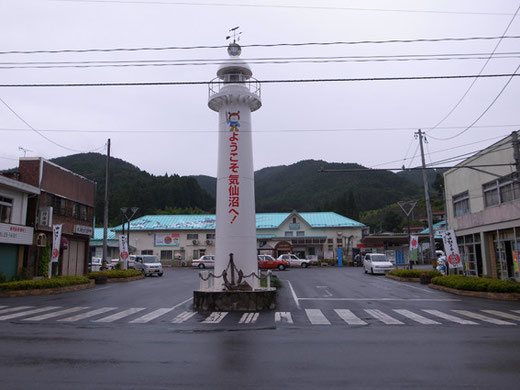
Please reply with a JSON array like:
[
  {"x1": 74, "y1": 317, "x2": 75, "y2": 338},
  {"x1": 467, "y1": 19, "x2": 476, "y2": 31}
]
[
  {"x1": 3, "y1": 52, "x2": 520, "y2": 70},
  {"x1": 1, "y1": 73, "x2": 519, "y2": 88},
  {"x1": 427, "y1": 2, "x2": 520, "y2": 133},
  {"x1": 2, "y1": 35, "x2": 520, "y2": 55},
  {"x1": 54, "y1": 0, "x2": 518, "y2": 16}
]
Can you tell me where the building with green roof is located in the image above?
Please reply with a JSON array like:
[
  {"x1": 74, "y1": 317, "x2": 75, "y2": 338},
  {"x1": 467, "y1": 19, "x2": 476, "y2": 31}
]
[{"x1": 107, "y1": 211, "x2": 366, "y2": 264}]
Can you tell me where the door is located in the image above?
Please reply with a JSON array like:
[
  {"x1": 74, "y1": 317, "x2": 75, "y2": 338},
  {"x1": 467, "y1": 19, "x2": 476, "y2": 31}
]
[{"x1": 0, "y1": 244, "x2": 18, "y2": 280}]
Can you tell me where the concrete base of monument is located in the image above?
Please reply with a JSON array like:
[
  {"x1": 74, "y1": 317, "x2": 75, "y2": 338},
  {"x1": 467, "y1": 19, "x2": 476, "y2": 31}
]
[{"x1": 193, "y1": 288, "x2": 277, "y2": 311}]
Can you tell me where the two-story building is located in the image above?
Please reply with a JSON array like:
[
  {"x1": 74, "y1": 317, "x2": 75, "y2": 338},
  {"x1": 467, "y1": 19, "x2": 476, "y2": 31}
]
[
  {"x1": 17, "y1": 158, "x2": 96, "y2": 277},
  {"x1": 0, "y1": 174, "x2": 40, "y2": 280},
  {"x1": 112, "y1": 211, "x2": 365, "y2": 264},
  {"x1": 444, "y1": 131, "x2": 520, "y2": 280}
]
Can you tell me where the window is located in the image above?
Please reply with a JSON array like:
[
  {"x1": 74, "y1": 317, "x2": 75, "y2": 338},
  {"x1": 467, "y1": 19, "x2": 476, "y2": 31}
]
[
  {"x1": 292, "y1": 217, "x2": 297, "y2": 223},
  {"x1": 336, "y1": 238, "x2": 343, "y2": 244},
  {"x1": 483, "y1": 173, "x2": 520, "y2": 207},
  {"x1": 327, "y1": 238, "x2": 333, "y2": 244},
  {"x1": 187, "y1": 233, "x2": 199, "y2": 240},
  {"x1": 206, "y1": 233, "x2": 215, "y2": 240},
  {"x1": 285, "y1": 231, "x2": 294, "y2": 237},
  {"x1": 71, "y1": 203, "x2": 78, "y2": 218},
  {"x1": 453, "y1": 191, "x2": 470, "y2": 216},
  {"x1": 141, "y1": 250, "x2": 153, "y2": 255},
  {"x1": 160, "y1": 250, "x2": 173, "y2": 260},
  {"x1": 0, "y1": 196, "x2": 13, "y2": 223},
  {"x1": 296, "y1": 231, "x2": 305, "y2": 237},
  {"x1": 79, "y1": 205, "x2": 88, "y2": 221}
]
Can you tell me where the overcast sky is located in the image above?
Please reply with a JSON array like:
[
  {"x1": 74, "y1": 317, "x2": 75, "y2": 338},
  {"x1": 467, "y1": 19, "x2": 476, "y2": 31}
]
[{"x1": 1, "y1": 0, "x2": 519, "y2": 177}]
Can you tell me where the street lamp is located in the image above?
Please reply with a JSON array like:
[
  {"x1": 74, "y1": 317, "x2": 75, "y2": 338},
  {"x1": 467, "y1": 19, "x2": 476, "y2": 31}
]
[{"x1": 120, "y1": 207, "x2": 139, "y2": 269}]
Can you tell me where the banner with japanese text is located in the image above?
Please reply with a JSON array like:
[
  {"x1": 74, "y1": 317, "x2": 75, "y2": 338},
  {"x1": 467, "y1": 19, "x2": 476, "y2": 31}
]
[
  {"x1": 442, "y1": 230, "x2": 462, "y2": 268},
  {"x1": 50, "y1": 224, "x2": 62, "y2": 263},
  {"x1": 409, "y1": 235, "x2": 419, "y2": 263},
  {"x1": 119, "y1": 235, "x2": 129, "y2": 263}
]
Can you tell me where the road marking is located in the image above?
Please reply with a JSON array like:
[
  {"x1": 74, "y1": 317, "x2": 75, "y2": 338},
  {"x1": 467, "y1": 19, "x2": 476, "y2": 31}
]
[
  {"x1": 298, "y1": 298, "x2": 460, "y2": 301},
  {"x1": 285, "y1": 280, "x2": 301, "y2": 310},
  {"x1": 0, "y1": 306, "x2": 5, "y2": 309},
  {"x1": 481, "y1": 310, "x2": 520, "y2": 322},
  {"x1": 239, "y1": 312, "x2": 259, "y2": 324},
  {"x1": 24, "y1": 307, "x2": 89, "y2": 321},
  {"x1": 316, "y1": 286, "x2": 333, "y2": 297},
  {"x1": 452, "y1": 310, "x2": 515, "y2": 325},
  {"x1": 170, "y1": 297, "x2": 193, "y2": 310},
  {"x1": 129, "y1": 308, "x2": 175, "y2": 324},
  {"x1": 305, "y1": 309, "x2": 330, "y2": 325},
  {"x1": 422, "y1": 310, "x2": 477, "y2": 325},
  {"x1": 202, "y1": 312, "x2": 228, "y2": 324},
  {"x1": 0, "y1": 306, "x2": 61, "y2": 321},
  {"x1": 94, "y1": 308, "x2": 145, "y2": 323},
  {"x1": 275, "y1": 312, "x2": 293, "y2": 324},
  {"x1": 393, "y1": 309, "x2": 440, "y2": 325},
  {"x1": 0, "y1": 306, "x2": 34, "y2": 315},
  {"x1": 334, "y1": 309, "x2": 367, "y2": 325},
  {"x1": 384, "y1": 278, "x2": 435, "y2": 294},
  {"x1": 59, "y1": 307, "x2": 117, "y2": 322},
  {"x1": 172, "y1": 311, "x2": 197, "y2": 324},
  {"x1": 365, "y1": 309, "x2": 404, "y2": 325}
]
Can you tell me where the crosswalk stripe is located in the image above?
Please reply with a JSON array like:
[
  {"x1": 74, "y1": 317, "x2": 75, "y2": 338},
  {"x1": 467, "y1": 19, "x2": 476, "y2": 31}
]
[
  {"x1": 24, "y1": 307, "x2": 89, "y2": 321},
  {"x1": 365, "y1": 309, "x2": 404, "y2": 325},
  {"x1": 239, "y1": 312, "x2": 259, "y2": 324},
  {"x1": 334, "y1": 309, "x2": 367, "y2": 325},
  {"x1": 59, "y1": 307, "x2": 117, "y2": 322},
  {"x1": 0, "y1": 306, "x2": 5, "y2": 309},
  {"x1": 393, "y1": 309, "x2": 440, "y2": 325},
  {"x1": 172, "y1": 311, "x2": 197, "y2": 324},
  {"x1": 275, "y1": 312, "x2": 294, "y2": 324},
  {"x1": 94, "y1": 308, "x2": 145, "y2": 323},
  {"x1": 512, "y1": 310, "x2": 520, "y2": 315},
  {"x1": 422, "y1": 310, "x2": 477, "y2": 325},
  {"x1": 305, "y1": 309, "x2": 330, "y2": 325},
  {"x1": 452, "y1": 310, "x2": 516, "y2": 325},
  {"x1": 0, "y1": 306, "x2": 61, "y2": 321},
  {"x1": 202, "y1": 312, "x2": 228, "y2": 323},
  {"x1": 481, "y1": 310, "x2": 520, "y2": 322},
  {"x1": 0, "y1": 306, "x2": 34, "y2": 315},
  {"x1": 129, "y1": 308, "x2": 175, "y2": 324}
]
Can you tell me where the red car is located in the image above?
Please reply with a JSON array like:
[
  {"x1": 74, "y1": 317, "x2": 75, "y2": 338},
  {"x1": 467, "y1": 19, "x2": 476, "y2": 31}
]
[{"x1": 258, "y1": 255, "x2": 289, "y2": 271}]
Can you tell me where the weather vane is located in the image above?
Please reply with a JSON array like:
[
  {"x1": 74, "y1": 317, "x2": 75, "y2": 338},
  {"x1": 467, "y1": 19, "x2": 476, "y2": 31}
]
[{"x1": 226, "y1": 27, "x2": 242, "y2": 57}]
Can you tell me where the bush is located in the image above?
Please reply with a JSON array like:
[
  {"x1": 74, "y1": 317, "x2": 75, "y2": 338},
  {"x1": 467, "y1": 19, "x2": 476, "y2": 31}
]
[
  {"x1": 431, "y1": 275, "x2": 520, "y2": 294},
  {"x1": 86, "y1": 270, "x2": 142, "y2": 279},
  {"x1": 0, "y1": 276, "x2": 90, "y2": 291},
  {"x1": 38, "y1": 245, "x2": 51, "y2": 276},
  {"x1": 388, "y1": 269, "x2": 442, "y2": 278}
]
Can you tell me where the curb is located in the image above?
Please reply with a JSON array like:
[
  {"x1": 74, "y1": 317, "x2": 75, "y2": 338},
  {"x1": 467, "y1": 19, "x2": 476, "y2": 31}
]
[
  {"x1": 385, "y1": 274, "x2": 421, "y2": 283},
  {"x1": 428, "y1": 284, "x2": 520, "y2": 301},
  {"x1": 0, "y1": 279, "x2": 95, "y2": 298},
  {"x1": 106, "y1": 275, "x2": 145, "y2": 283}
]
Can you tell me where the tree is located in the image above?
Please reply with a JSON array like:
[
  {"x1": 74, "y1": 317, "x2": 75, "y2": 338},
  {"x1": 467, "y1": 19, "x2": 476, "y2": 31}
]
[{"x1": 382, "y1": 211, "x2": 402, "y2": 233}]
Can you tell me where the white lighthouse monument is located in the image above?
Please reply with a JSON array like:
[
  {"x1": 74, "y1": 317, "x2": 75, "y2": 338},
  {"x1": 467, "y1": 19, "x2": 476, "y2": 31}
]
[{"x1": 208, "y1": 30, "x2": 261, "y2": 291}]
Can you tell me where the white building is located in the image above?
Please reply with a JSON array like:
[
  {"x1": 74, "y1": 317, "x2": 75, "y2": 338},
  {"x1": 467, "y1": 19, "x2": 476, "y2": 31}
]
[
  {"x1": 0, "y1": 174, "x2": 40, "y2": 279},
  {"x1": 111, "y1": 211, "x2": 366, "y2": 265},
  {"x1": 444, "y1": 131, "x2": 520, "y2": 280}
]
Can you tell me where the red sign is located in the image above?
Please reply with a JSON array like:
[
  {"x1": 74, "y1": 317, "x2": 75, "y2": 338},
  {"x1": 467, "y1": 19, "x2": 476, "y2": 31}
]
[
  {"x1": 52, "y1": 248, "x2": 59, "y2": 258},
  {"x1": 120, "y1": 251, "x2": 129, "y2": 260},
  {"x1": 448, "y1": 253, "x2": 461, "y2": 266}
]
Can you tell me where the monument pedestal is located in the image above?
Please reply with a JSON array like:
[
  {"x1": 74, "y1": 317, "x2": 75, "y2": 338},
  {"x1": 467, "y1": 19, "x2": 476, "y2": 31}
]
[{"x1": 193, "y1": 289, "x2": 277, "y2": 312}]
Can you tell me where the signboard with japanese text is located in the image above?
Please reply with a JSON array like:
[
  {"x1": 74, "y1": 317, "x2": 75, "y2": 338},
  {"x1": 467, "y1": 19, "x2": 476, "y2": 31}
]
[
  {"x1": 74, "y1": 225, "x2": 93, "y2": 236},
  {"x1": 119, "y1": 235, "x2": 129, "y2": 262},
  {"x1": 38, "y1": 207, "x2": 53, "y2": 228},
  {"x1": 0, "y1": 223, "x2": 34, "y2": 245},
  {"x1": 442, "y1": 230, "x2": 462, "y2": 268},
  {"x1": 50, "y1": 224, "x2": 62, "y2": 263},
  {"x1": 154, "y1": 233, "x2": 180, "y2": 247}
]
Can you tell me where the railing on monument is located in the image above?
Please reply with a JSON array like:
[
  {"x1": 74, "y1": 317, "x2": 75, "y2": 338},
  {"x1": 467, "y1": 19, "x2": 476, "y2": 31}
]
[{"x1": 208, "y1": 77, "x2": 261, "y2": 100}]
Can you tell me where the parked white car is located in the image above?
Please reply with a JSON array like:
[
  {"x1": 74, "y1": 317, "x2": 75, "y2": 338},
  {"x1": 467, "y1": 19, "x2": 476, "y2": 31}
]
[
  {"x1": 133, "y1": 255, "x2": 164, "y2": 276},
  {"x1": 88, "y1": 257, "x2": 102, "y2": 272},
  {"x1": 192, "y1": 255, "x2": 215, "y2": 269},
  {"x1": 277, "y1": 254, "x2": 311, "y2": 268},
  {"x1": 364, "y1": 253, "x2": 394, "y2": 274}
]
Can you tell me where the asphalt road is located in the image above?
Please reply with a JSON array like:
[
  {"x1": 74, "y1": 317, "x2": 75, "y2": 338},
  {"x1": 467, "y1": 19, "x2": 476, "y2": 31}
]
[{"x1": 1, "y1": 267, "x2": 519, "y2": 389}]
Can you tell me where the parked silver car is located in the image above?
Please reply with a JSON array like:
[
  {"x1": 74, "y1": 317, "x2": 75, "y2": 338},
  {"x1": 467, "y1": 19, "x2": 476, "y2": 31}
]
[
  {"x1": 363, "y1": 253, "x2": 394, "y2": 275},
  {"x1": 133, "y1": 255, "x2": 163, "y2": 277}
]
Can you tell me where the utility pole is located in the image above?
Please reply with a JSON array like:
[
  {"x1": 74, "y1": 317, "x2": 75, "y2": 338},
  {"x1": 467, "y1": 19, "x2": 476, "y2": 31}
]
[
  {"x1": 102, "y1": 139, "x2": 110, "y2": 269},
  {"x1": 416, "y1": 130, "x2": 436, "y2": 264}
]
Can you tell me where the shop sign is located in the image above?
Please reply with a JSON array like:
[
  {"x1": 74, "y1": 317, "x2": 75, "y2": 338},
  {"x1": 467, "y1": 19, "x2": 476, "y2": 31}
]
[
  {"x1": 74, "y1": 225, "x2": 93, "y2": 236},
  {"x1": 154, "y1": 233, "x2": 180, "y2": 247},
  {"x1": 441, "y1": 230, "x2": 462, "y2": 268},
  {"x1": 38, "y1": 207, "x2": 53, "y2": 228},
  {"x1": 0, "y1": 223, "x2": 34, "y2": 245}
]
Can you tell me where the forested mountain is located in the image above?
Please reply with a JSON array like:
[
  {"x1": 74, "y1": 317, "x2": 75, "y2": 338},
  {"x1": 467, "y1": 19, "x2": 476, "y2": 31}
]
[
  {"x1": 192, "y1": 160, "x2": 424, "y2": 219},
  {"x1": 50, "y1": 153, "x2": 214, "y2": 225}
]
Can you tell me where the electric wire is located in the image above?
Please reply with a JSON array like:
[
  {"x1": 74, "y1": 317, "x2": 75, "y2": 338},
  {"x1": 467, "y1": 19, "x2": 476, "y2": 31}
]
[
  {"x1": 426, "y1": 2, "x2": 520, "y2": 134},
  {"x1": 2, "y1": 35, "x2": 519, "y2": 55},
  {"x1": 1, "y1": 73, "x2": 519, "y2": 88}
]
